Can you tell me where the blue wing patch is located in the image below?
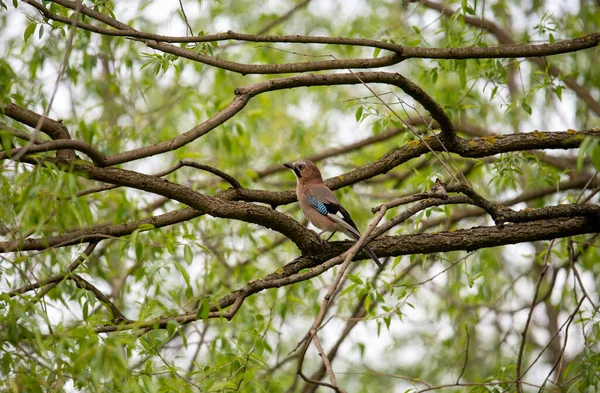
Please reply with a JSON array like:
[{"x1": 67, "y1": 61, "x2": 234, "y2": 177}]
[{"x1": 306, "y1": 195, "x2": 329, "y2": 216}]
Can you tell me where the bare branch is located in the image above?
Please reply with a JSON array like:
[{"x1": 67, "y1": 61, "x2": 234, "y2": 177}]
[
  {"x1": 0, "y1": 139, "x2": 107, "y2": 166},
  {"x1": 7, "y1": 242, "x2": 98, "y2": 296},
  {"x1": 415, "y1": 0, "x2": 600, "y2": 116},
  {"x1": 70, "y1": 274, "x2": 132, "y2": 323},
  {"x1": 180, "y1": 160, "x2": 242, "y2": 189},
  {"x1": 26, "y1": 0, "x2": 600, "y2": 66},
  {"x1": 89, "y1": 217, "x2": 599, "y2": 334},
  {"x1": 255, "y1": 0, "x2": 311, "y2": 35}
]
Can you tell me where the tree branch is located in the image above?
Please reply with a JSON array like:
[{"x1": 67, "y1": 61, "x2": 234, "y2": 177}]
[
  {"x1": 0, "y1": 139, "x2": 107, "y2": 166},
  {"x1": 415, "y1": 0, "x2": 600, "y2": 116},
  {"x1": 70, "y1": 274, "x2": 132, "y2": 324},
  {"x1": 89, "y1": 217, "x2": 599, "y2": 333},
  {"x1": 27, "y1": 0, "x2": 600, "y2": 65},
  {"x1": 1, "y1": 103, "x2": 75, "y2": 161}
]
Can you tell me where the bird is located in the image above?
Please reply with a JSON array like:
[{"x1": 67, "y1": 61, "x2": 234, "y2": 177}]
[{"x1": 284, "y1": 159, "x2": 382, "y2": 268}]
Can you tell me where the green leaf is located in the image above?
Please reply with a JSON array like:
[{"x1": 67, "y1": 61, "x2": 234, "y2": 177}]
[
  {"x1": 490, "y1": 85, "x2": 498, "y2": 99},
  {"x1": 196, "y1": 299, "x2": 210, "y2": 322},
  {"x1": 347, "y1": 274, "x2": 363, "y2": 285},
  {"x1": 577, "y1": 137, "x2": 600, "y2": 172},
  {"x1": 135, "y1": 241, "x2": 144, "y2": 263},
  {"x1": 166, "y1": 320, "x2": 179, "y2": 336},
  {"x1": 137, "y1": 223, "x2": 155, "y2": 231},
  {"x1": 184, "y1": 244, "x2": 193, "y2": 264},
  {"x1": 0, "y1": 133, "x2": 12, "y2": 158},
  {"x1": 461, "y1": 0, "x2": 476, "y2": 15},
  {"x1": 458, "y1": 62, "x2": 467, "y2": 87},
  {"x1": 24, "y1": 23, "x2": 36, "y2": 43},
  {"x1": 553, "y1": 85, "x2": 563, "y2": 101},
  {"x1": 174, "y1": 261, "x2": 190, "y2": 286},
  {"x1": 82, "y1": 300, "x2": 89, "y2": 321},
  {"x1": 522, "y1": 101, "x2": 532, "y2": 115},
  {"x1": 339, "y1": 283, "x2": 357, "y2": 297},
  {"x1": 355, "y1": 105, "x2": 363, "y2": 122}
]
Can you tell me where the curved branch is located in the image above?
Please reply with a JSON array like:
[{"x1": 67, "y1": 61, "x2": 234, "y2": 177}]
[
  {"x1": 218, "y1": 129, "x2": 600, "y2": 207},
  {"x1": 11, "y1": 72, "x2": 447, "y2": 166},
  {"x1": 1, "y1": 103, "x2": 75, "y2": 161},
  {"x1": 232, "y1": 71, "x2": 456, "y2": 142},
  {"x1": 180, "y1": 160, "x2": 242, "y2": 189},
  {"x1": 70, "y1": 274, "x2": 132, "y2": 323},
  {"x1": 0, "y1": 123, "x2": 44, "y2": 144},
  {"x1": 419, "y1": 176, "x2": 600, "y2": 230},
  {"x1": 0, "y1": 207, "x2": 201, "y2": 253},
  {"x1": 103, "y1": 94, "x2": 251, "y2": 165},
  {"x1": 26, "y1": 0, "x2": 403, "y2": 75},
  {"x1": 92, "y1": 217, "x2": 600, "y2": 333},
  {"x1": 29, "y1": 0, "x2": 600, "y2": 66},
  {"x1": 150, "y1": 40, "x2": 402, "y2": 75},
  {"x1": 415, "y1": 0, "x2": 600, "y2": 116},
  {"x1": 0, "y1": 139, "x2": 107, "y2": 166}
]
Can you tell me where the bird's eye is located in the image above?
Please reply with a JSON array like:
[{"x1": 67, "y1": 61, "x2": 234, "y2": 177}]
[{"x1": 298, "y1": 164, "x2": 305, "y2": 170}]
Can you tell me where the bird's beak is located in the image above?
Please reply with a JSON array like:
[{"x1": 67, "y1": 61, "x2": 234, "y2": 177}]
[{"x1": 283, "y1": 162, "x2": 301, "y2": 178}]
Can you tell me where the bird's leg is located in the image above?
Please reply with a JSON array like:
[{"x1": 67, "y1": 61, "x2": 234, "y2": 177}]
[{"x1": 325, "y1": 231, "x2": 336, "y2": 242}]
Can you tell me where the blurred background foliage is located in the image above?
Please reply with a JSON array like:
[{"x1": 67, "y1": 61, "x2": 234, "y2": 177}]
[{"x1": 0, "y1": 0, "x2": 599, "y2": 392}]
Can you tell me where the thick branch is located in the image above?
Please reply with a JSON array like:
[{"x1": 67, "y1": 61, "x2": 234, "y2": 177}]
[
  {"x1": 5, "y1": 72, "x2": 453, "y2": 166},
  {"x1": 2, "y1": 129, "x2": 598, "y2": 254},
  {"x1": 420, "y1": 176, "x2": 599, "y2": 230},
  {"x1": 1, "y1": 103, "x2": 75, "y2": 161},
  {"x1": 0, "y1": 139, "x2": 107, "y2": 166},
  {"x1": 29, "y1": 0, "x2": 600, "y2": 65},
  {"x1": 416, "y1": 0, "x2": 600, "y2": 116},
  {"x1": 0, "y1": 208, "x2": 201, "y2": 253},
  {"x1": 26, "y1": 0, "x2": 403, "y2": 75},
  {"x1": 92, "y1": 217, "x2": 600, "y2": 333},
  {"x1": 219, "y1": 129, "x2": 600, "y2": 207}
]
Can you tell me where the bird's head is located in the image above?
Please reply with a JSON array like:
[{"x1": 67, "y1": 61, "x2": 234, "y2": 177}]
[{"x1": 283, "y1": 159, "x2": 323, "y2": 183}]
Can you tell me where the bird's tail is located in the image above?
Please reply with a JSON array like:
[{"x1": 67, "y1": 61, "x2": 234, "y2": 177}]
[
  {"x1": 342, "y1": 228, "x2": 383, "y2": 269},
  {"x1": 365, "y1": 245, "x2": 383, "y2": 269}
]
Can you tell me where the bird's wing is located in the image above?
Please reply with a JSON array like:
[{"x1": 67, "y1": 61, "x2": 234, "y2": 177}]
[
  {"x1": 306, "y1": 184, "x2": 361, "y2": 239},
  {"x1": 305, "y1": 184, "x2": 382, "y2": 268}
]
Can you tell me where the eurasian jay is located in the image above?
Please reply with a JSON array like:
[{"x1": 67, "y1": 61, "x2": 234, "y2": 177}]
[{"x1": 284, "y1": 159, "x2": 382, "y2": 268}]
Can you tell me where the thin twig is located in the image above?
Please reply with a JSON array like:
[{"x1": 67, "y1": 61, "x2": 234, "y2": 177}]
[
  {"x1": 311, "y1": 333, "x2": 340, "y2": 391},
  {"x1": 70, "y1": 274, "x2": 131, "y2": 323},
  {"x1": 456, "y1": 325, "x2": 470, "y2": 383},
  {"x1": 342, "y1": 66, "x2": 461, "y2": 184},
  {"x1": 295, "y1": 207, "x2": 387, "y2": 392},
  {"x1": 256, "y1": 0, "x2": 311, "y2": 35},
  {"x1": 568, "y1": 240, "x2": 598, "y2": 310},
  {"x1": 14, "y1": 0, "x2": 83, "y2": 161},
  {"x1": 178, "y1": 0, "x2": 193, "y2": 36},
  {"x1": 180, "y1": 160, "x2": 242, "y2": 188},
  {"x1": 8, "y1": 242, "x2": 98, "y2": 297},
  {"x1": 515, "y1": 240, "x2": 554, "y2": 393}
]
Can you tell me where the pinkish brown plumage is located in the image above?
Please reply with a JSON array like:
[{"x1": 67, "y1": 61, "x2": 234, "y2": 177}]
[{"x1": 284, "y1": 159, "x2": 382, "y2": 268}]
